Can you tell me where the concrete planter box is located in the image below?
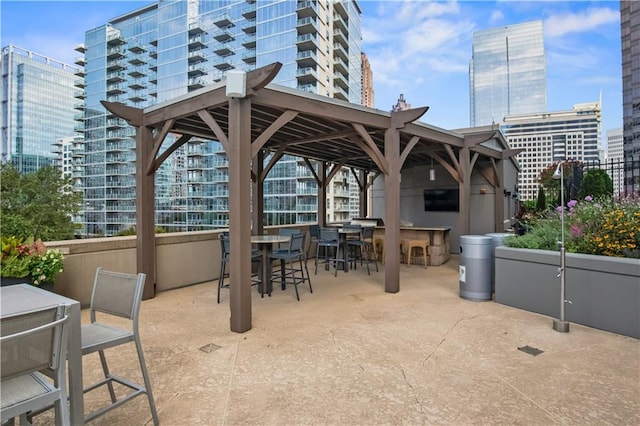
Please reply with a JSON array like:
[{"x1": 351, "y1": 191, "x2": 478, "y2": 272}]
[{"x1": 495, "y1": 246, "x2": 640, "y2": 338}]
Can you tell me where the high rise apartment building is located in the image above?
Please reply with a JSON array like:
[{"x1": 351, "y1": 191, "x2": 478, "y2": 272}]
[
  {"x1": 469, "y1": 20, "x2": 547, "y2": 127},
  {"x1": 391, "y1": 94, "x2": 411, "y2": 112},
  {"x1": 1, "y1": 45, "x2": 80, "y2": 174},
  {"x1": 360, "y1": 52, "x2": 374, "y2": 108},
  {"x1": 621, "y1": 0, "x2": 639, "y2": 194},
  {"x1": 606, "y1": 127, "x2": 624, "y2": 195},
  {"x1": 502, "y1": 101, "x2": 602, "y2": 201},
  {"x1": 76, "y1": 0, "x2": 362, "y2": 236}
]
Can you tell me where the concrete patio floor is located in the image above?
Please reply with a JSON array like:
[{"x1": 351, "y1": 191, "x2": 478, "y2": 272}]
[{"x1": 41, "y1": 256, "x2": 639, "y2": 425}]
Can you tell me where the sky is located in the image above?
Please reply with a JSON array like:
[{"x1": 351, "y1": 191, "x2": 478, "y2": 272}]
[{"x1": 0, "y1": 0, "x2": 623, "y2": 146}]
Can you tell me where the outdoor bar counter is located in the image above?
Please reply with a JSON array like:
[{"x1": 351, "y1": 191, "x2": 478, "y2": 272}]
[{"x1": 373, "y1": 226, "x2": 451, "y2": 266}]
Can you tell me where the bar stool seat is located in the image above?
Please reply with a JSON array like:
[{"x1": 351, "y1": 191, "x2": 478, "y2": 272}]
[
  {"x1": 406, "y1": 239, "x2": 429, "y2": 268},
  {"x1": 374, "y1": 236, "x2": 407, "y2": 264}
]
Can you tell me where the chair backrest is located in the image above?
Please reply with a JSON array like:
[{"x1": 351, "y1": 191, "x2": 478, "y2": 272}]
[
  {"x1": 309, "y1": 224, "x2": 319, "y2": 239},
  {"x1": 278, "y1": 228, "x2": 301, "y2": 237},
  {"x1": 289, "y1": 232, "x2": 306, "y2": 253},
  {"x1": 1, "y1": 305, "x2": 68, "y2": 381},
  {"x1": 362, "y1": 226, "x2": 375, "y2": 241},
  {"x1": 319, "y1": 227, "x2": 339, "y2": 243},
  {"x1": 220, "y1": 233, "x2": 231, "y2": 257},
  {"x1": 90, "y1": 268, "x2": 146, "y2": 322}
]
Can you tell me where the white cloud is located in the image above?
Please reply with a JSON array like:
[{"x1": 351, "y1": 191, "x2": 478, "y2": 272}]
[
  {"x1": 489, "y1": 10, "x2": 504, "y2": 24},
  {"x1": 544, "y1": 7, "x2": 619, "y2": 38}
]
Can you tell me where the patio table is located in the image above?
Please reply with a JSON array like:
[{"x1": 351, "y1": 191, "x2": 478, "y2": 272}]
[
  {"x1": 1, "y1": 284, "x2": 84, "y2": 425},
  {"x1": 251, "y1": 235, "x2": 290, "y2": 295},
  {"x1": 338, "y1": 227, "x2": 361, "y2": 272}
]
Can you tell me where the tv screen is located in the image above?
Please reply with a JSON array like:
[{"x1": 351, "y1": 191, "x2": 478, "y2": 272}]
[{"x1": 424, "y1": 189, "x2": 459, "y2": 212}]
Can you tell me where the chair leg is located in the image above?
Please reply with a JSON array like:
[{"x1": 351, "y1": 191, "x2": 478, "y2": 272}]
[
  {"x1": 134, "y1": 337, "x2": 160, "y2": 426},
  {"x1": 98, "y1": 350, "x2": 117, "y2": 403},
  {"x1": 217, "y1": 260, "x2": 226, "y2": 304}
]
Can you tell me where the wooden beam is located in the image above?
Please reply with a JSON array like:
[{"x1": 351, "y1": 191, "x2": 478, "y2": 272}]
[
  {"x1": 400, "y1": 135, "x2": 420, "y2": 169},
  {"x1": 148, "y1": 134, "x2": 192, "y2": 175},
  {"x1": 136, "y1": 126, "x2": 156, "y2": 299},
  {"x1": 463, "y1": 131, "x2": 499, "y2": 147},
  {"x1": 390, "y1": 107, "x2": 429, "y2": 129},
  {"x1": 197, "y1": 110, "x2": 229, "y2": 152},
  {"x1": 251, "y1": 110, "x2": 298, "y2": 158},
  {"x1": 383, "y1": 127, "x2": 401, "y2": 293},
  {"x1": 245, "y1": 62, "x2": 283, "y2": 93},
  {"x1": 261, "y1": 148, "x2": 285, "y2": 181},
  {"x1": 431, "y1": 151, "x2": 460, "y2": 182},
  {"x1": 351, "y1": 124, "x2": 388, "y2": 174},
  {"x1": 145, "y1": 119, "x2": 174, "y2": 176},
  {"x1": 101, "y1": 101, "x2": 143, "y2": 126}
]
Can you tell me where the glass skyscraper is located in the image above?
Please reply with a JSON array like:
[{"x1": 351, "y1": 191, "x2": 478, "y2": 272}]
[
  {"x1": 76, "y1": 0, "x2": 362, "y2": 236},
  {"x1": 469, "y1": 20, "x2": 547, "y2": 127},
  {"x1": 1, "y1": 45, "x2": 79, "y2": 174},
  {"x1": 621, "y1": 0, "x2": 639, "y2": 194}
]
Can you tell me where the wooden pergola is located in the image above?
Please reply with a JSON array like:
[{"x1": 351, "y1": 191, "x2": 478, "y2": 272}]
[{"x1": 103, "y1": 63, "x2": 519, "y2": 333}]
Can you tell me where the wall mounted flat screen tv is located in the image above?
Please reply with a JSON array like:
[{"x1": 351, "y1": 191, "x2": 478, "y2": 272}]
[{"x1": 424, "y1": 188, "x2": 459, "y2": 212}]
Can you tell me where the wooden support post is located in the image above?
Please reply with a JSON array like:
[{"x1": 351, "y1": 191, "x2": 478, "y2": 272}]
[
  {"x1": 137, "y1": 126, "x2": 156, "y2": 300},
  {"x1": 384, "y1": 128, "x2": 401, "y2": 293},
  {"x1": 228, "y1": 97, "x2": 252, "y2": 333}
]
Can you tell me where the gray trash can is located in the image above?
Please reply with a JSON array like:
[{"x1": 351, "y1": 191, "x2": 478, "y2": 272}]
[
  {"x1": 459, "y1": 235, "x2": 492, "y2": 301},
  {"x1": 485, "y1": 233, "x2": 514, "y2": 293}
]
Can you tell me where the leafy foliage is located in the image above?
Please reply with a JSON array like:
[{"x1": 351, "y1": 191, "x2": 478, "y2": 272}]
[
  {"x1": 0, "y1": 236, "x2": 63, "y2": 285},
  {"x1": 1, "y1": 164, "x2": 82, "y2": 241},
  {"x1": 506, "y1": 195, "x2": 640, "y2": 258},
  {"x1": 578, "y1": 169, "x2": 613, "y2": 200}
]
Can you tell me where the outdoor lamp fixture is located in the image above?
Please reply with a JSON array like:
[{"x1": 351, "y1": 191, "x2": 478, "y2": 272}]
[
  {"x1": 429, "y1": 157, "x2": 436, "y2": 181},
  {"x1": 552, "y1": 161, "x2": 570, "y2": 333}
]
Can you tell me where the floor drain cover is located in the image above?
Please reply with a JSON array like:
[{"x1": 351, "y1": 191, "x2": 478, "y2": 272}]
[
  {"x1": 518, "y1": 345, "x2": 543, "y2": 356},
  {"x1": 199, "y1": 343, "x2": 221, "y2": 353}
]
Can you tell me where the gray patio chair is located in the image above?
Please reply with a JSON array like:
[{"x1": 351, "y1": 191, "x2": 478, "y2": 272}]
[
  {"x1": 218, "y1": 233, "x2": 262, "y2": 302},
  {"x1": 1, "y1": 305, "x2": 70, "y2": 426},
  {"x1": 270, "y1": 232, "x2": 312, "y2": 300},
  {"x1": 81, "y1": 268, "x2": 159, "y2": 425},
  {"x1": 315, "y1": 227, "x2": 344, "y2": 276},
  {"x1": 347, "y1": 226, "x2": 379, "y2": 275}
]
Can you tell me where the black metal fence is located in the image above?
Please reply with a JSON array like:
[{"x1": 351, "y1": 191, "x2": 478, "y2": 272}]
[{"x1": 582, "y1": 155, "x2": 640, "y2": 197}]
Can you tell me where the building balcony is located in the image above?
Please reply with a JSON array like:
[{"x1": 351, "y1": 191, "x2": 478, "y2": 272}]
[
  {"x1": 149, "y1": 50, "x2": 157, "y2": 59},
  {"x1": 333, "y1": 56, "x2": 348, "y2": 75},
  {"x1": 106, "y1": 84, "x2": 126, "y2": 95},
  {"x1": 128, "y1": 80, "x2": 147, "y2": 90},
  {"x1": 73, "y1": 102, "x2": 85, "y2": 110},
  {"x1": 333, "y1": 84, "x2": 349, "y2": 101},
  {"x1": 107, "y1": 47, "x2": 125, "y2": 59},
  {"x1": 333, "y1": 42, "x2": 348, "y2": 62},
  {"x1": 296, "y1": 49, "x2": 318, "y2": 67},
  {"x1": 333, "y1": 27, "x2": 348, "y2": 46},
  {"x1": 241, "y1": 5, "x2": 256, "y2": 19},
  {"x1": 212, "y1": 29, "x2": 234, "y2": 42},
  {"x1": 74, "y1": 67, "x2": 86, "y2": 77},
  {"x1": 128, "y1": 55, "x2": 147, "y2": 66},
  {"x1": 212, "y1": 57, "x2": 233, "y2": 70},
  {"x1": 187, "y1": 65, "x2": 207, "y2": 77},
  {"x1": 106, "y1": 71, "x2": 126, "y2": 82},
  {"x1": 106, "y1": 32, "x2": 125, "y2": 45},
  {"x1": 242, "y1": 19, "x2": 256, "y2": 34},
  {"x1": 129, "y1": 69, "x2": 147, "y2": 78},
  {"x1": 333, "y1": 13, "x2": 348, "y2": 33},
  {"x1": 241, "y1": 35, "x2": 256, "y2": 49},
  {"x1": 213, "y1": 13, "x2": 234, "y2": 28},
  {"x1": 296, "y1": 33, "x2": 319, "y2": 50},
  {"x1": 74, "y1": 90, "x2": 85, "y2": 99},
  {"x1": 297, "y1": 82, "x2": 317, "y2": 93},
  {"x1": 188, "y1": 35, "x2": 206, "y2": 49},
  {"x1": 296, "y1": 66, "x2": 318, "y2": 83},
  {"x1": 242, "y1": 49, "x2": 256, "y2": 64},
  {"x1": 74, "y1": 56, "x2": 86, "y2": 66},
  {"x1": 188, "y1": 77, "x2": 206, "y2": 90},
  {"x1": 128, "y1": 92, "x2": 146, "y2": 103},
  {"x1": 296, "y1": 16, "x2": 318, "y2": 34},
  {"x1": 213, "y1": 44, "x2": 233, "y2": 56},
  {"x1": 74, "y1": 43, "x2": 86, "y2": 53},
  {"x1": 188, "y1": 50, "x2": 207, "y2": 63},
  {"x1": 106, "y1": 60, "x2": 125, "y2": 71},
  {"x1": 296, "y1": 1, "x2": 319, "y2": 18},
  {"x1": 334, "y1": 70, "x2": 348, "y2": 90},
  {"x1": 74, "y1": 79, "x2": 85, "y2": 88},
  {"x1": 188, "y1": 22, "x2": 205, "y2": 36}
]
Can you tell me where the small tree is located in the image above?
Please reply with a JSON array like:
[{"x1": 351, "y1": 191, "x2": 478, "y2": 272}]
[
  {"x1": 578, "y1": 168, "x2": 613, "y2": 200},
  {"x1": 535, "y1": 185, "x2": 546, "y2": 211},
  {"x1": 1, "y1": 164, "x2": 82, "y2": 241}
]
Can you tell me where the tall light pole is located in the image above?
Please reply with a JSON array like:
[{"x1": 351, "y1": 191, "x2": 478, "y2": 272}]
[{"x1": 552, "y1": 161, "x2": 570, "y2": 332}]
